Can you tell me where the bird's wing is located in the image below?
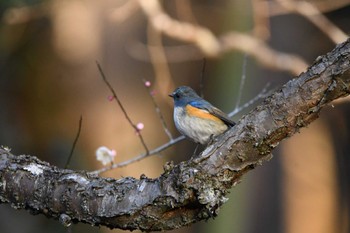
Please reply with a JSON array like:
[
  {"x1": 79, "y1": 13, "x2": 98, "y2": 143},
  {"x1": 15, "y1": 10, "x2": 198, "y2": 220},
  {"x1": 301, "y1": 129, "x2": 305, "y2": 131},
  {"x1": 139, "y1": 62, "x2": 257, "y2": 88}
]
[{"x1": 188, "y1": 100, "x2": 236, "y2": 126}]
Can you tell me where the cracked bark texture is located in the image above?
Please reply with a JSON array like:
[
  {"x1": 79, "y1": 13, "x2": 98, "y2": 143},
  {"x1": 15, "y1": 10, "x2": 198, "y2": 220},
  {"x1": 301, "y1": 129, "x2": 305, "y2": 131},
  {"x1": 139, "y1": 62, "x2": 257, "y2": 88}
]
[{"x1": 1, "y1": 39, "x2": 350, "y2": 231}]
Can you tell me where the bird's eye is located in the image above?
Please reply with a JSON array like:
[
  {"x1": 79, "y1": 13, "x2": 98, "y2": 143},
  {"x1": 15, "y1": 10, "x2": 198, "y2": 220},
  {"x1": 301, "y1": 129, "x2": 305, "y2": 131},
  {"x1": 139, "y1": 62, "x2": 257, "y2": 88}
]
[{"x1": 174, "y1": 93, "x2": 180, "y2": 99}]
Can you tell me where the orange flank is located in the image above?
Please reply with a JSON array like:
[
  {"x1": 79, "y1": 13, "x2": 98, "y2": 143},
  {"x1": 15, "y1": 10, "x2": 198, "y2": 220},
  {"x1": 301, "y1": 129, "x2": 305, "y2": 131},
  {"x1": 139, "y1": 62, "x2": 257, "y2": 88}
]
[{"x1": 186, "y1": 105, "x2": 223, "y2": 123}]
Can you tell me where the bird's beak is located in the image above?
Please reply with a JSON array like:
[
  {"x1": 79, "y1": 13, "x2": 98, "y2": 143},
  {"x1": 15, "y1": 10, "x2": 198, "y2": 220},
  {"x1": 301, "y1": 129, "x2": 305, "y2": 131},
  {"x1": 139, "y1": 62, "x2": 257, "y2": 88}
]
[{"x1": 168, "y1": 93, "x2": 174, "y2": 98}]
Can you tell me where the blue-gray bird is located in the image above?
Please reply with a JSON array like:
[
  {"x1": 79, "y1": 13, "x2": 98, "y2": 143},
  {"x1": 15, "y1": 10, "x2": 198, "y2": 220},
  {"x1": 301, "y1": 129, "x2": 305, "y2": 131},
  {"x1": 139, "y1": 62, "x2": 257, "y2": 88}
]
[{"x1": 169, "y1": 86, "x2": 235, "y2": 145}]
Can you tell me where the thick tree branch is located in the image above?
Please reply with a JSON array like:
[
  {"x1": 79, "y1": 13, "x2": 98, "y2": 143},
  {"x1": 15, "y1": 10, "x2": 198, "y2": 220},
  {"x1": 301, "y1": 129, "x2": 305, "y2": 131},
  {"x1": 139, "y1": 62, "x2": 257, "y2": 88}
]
[{"x1": 1, "y1": 39, "x2": 350, "y2": 231}]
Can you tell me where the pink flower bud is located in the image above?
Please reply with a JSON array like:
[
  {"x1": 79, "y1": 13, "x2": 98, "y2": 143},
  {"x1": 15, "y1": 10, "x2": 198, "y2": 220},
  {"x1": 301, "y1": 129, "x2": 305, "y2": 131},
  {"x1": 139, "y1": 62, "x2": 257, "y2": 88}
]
[
  {"x1": 144, "y1": 81, "x2": 151, "y2": 87},
  {"x1": 136, "y1": 122, "x2": 144, "y2": 131}
]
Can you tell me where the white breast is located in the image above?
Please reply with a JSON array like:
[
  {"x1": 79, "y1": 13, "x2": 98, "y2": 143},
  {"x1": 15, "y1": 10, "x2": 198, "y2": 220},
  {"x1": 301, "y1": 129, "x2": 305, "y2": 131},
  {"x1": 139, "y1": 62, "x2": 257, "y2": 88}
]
[{"x1": 174, "y1": 106, "x2": 228, "y2": 144}]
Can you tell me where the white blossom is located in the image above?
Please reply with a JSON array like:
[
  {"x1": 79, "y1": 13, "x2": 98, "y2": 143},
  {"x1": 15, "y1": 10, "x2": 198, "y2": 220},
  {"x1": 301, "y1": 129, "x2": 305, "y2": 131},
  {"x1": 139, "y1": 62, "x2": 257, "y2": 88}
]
[{"x1": 95, "y1": 146, "x2": 116, "y2": 166}]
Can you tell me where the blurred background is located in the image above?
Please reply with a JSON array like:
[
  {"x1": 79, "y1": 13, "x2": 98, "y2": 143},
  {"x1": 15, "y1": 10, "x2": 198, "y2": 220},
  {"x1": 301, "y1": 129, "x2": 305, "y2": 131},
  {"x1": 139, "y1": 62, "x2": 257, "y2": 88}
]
[{"x1": 0, "y1": 0, "x2": 350, "y2": 233}]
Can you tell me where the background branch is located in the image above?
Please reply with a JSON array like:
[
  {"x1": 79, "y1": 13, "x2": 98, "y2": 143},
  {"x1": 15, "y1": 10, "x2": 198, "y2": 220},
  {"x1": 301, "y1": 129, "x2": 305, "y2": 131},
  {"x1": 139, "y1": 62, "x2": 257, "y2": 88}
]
[
  {"x1": 138, "y1": 0, "x2": 309, "y2": 75},
  {"x1": 276, "y1": 0, "x2": 348, "y2": 44}
]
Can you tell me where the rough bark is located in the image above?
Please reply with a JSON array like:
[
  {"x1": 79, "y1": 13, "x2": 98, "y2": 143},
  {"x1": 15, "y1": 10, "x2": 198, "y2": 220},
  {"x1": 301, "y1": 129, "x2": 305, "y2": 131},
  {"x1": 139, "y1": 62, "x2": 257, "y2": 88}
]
[{"x1": 0, "y1": 39, "x2": 350, "y2": 231}]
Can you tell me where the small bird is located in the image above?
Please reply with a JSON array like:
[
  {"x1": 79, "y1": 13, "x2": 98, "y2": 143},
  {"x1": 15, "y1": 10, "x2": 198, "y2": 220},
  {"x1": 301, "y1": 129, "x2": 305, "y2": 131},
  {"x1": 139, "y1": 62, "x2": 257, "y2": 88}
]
[{"x1": 169, "y1": 86, "x2": 235, "y2": 145}]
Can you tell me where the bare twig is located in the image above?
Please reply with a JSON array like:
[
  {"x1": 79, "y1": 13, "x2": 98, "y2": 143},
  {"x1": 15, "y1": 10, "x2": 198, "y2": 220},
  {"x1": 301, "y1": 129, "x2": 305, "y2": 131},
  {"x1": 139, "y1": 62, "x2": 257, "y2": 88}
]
[
  {"x1": 96, "y1": 62, "x2": 149, "y2": 154},
  {"x1": 229, "y1": 82, "x2": 272, "y2": 117},
  {"x1": 143, "y1": 80, "x2": 173, "y2": 140},
  {"x1": 235, "y1": 54, "x2": 248, "y2": 109},
  {"x1": 90, "y1": 136, "x2": 185, "y2": 175},
  {"x1": 65, "y1": 116, "x2": 82, "y2": 169}
]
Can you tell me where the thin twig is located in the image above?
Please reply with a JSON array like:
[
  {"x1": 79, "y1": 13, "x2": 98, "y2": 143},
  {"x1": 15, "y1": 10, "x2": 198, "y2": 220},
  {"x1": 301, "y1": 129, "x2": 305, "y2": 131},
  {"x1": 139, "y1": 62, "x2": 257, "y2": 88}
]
[
  {"x1": 200, "y1": 58, "x2": 206, "y2": 98},
  {"x1": 143, "y1": 79, "x2": 173, "y2": 140},
  {"x1": 65, "y1": 116, "x2": 83, "y2": 169},
  {"x1": 235, "y1": 54, "x2": 248, "y2": 109},
  {"x1": 96, "y1": 61, "x2": 149, "y2": 153},
  {"x1": 90, "y1": 136, "x2": 185, "y2": 175},
  {"x1": 229, "y1": 83, "x2": 272, "y2": 117}
]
